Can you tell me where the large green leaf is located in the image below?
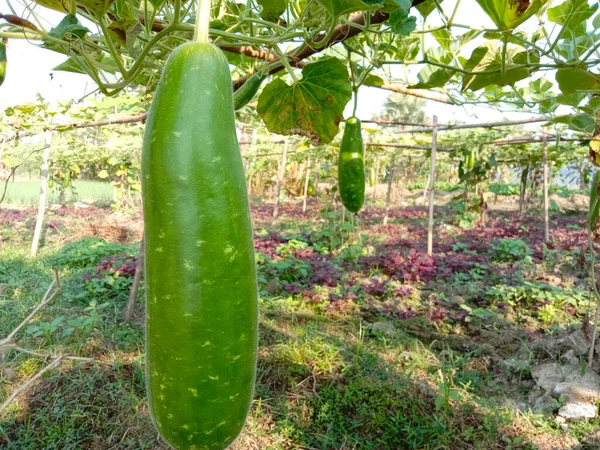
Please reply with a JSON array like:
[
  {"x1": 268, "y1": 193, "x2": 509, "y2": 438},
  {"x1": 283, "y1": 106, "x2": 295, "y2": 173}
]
[
  {"x1": 415, "y1": 0, "x2": 443, "y2": 18},
  {"x1": 256, "y1": 0, "x2": 288, "y2": 21},
  {"x1": 555, "y1": 67, "x2": 600, "y2": 94},
  {"x1": 257, "y1": 58, "x2": 353, "y2": 145},
  {"x1": 34, "y1": 0, "x2": 73, "y2": 12},
  {"x1": 42, "y1": 14, "x2": 90, "y2": 53},
  {"x1": 475, "y1": 0, "x2": 549, "y2": 30},
  {"x1": 410, "y1": 65, "x2": 455, "y2": 89},
  {"x1": 550, "y1": 114, "x2": 595, "y2": 133},
  {"x1": 548, "y1": 0, "x2": 598, "y2": 32},
  {"x1": 53, "y1": 58, "x2": 86, "y2": 74},
  {"x1": 461, "y1": 43, "x2": 539, "y2": 92}
]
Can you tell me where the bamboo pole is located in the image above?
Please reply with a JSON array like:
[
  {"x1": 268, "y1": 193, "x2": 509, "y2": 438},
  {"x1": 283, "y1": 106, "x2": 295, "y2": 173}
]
[
  {"x1": 542, "y1": 131, "x2": 550, "y2": 242},
  {"x1": 31, "y1": 131, "x2": 52, "y2": 256},
  {"x1": 302, "y1": 153, "x2": 311, "y2": 213},
  {"x1": 373, "y1": 154, "x2": 380, "y2": 201},
  {"x1": 314, "y1": 158, "x2": 319, "y2": 200},
  {"x1": 383, "y1": 154, "x2": 396, "y2": 225},
  {"x1": 427, "y1": 116, "x2": 438, "y2": 256},
  {"x1": 273, "y1": 140, "x2": 289, "y2": 220},
  {"x1": 124, "y1": 238, "x2": 145, "y2": 322}
]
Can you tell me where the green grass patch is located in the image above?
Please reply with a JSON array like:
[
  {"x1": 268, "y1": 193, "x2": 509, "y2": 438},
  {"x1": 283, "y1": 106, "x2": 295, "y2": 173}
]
[{"x1": 2, "y1": 181, "x2": 113, "y2": 206}]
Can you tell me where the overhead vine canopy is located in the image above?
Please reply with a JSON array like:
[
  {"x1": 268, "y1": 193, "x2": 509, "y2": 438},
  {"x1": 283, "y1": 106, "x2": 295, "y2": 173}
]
[{"x1": 2, "y1": 0, "x2": 599, "y2": 144}]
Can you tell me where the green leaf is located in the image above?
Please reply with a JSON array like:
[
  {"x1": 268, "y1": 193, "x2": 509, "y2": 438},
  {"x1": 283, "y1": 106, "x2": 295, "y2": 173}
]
[
  {"x1": 475, "y1": 0, "x2": 549, "y2": 30},
  {"x1": 550, "y1": 114, "x2": 595, "y2": 133},
  {"x1": 48, "y1": 14, "x2": 90, "y2": 40},
  {"x1": 594, "y1": 11, "x2": 600, "y2": 29},
  {"x1": 461, "y1": 43, "x2": 540, "y2": 92},
  {"x1": 388, "y1": 36, "x2": 421, "y2": 63},
  {"x1": 43, "y1": 14, "x2": 90, "y2": 53},
  {"x1": 432, "y1": 29, "x2": 453, "y2": 51},
  {"x1": 555, "y1": 92, "x2": 586, "y2": 107},
  {"x1": 548, "y1": 0, "x2": 598, "y2": 32},
  {"x1": 256, "y1": 0, "x2": 288, "y2": 21},
  {"x1": 78, "y1": 0, "x2": 115, "y2": 15},
  {"x1": 555, "y1": 67, "x2": 600, "y2": 94},
  {"x1": 410, "y1": 64, "x2": 455, "y2": 89},
  {"x1": 415, "y1": 0, "x2": 442, "y2": 18},
  {"x1": 53, "y1": 58, "x2": 86, "y2": 74},
  {"x1": 388, "y1": 6, "x2": 417, "y2": 35},
  {"x1": 257, "y1": 58, "x2": 352, "y2": 145},
  {"x1": 363, "y1": 73, "x2": 385, "y2": 87},
  {"x1": 316, "y1": 0, "x2": 381, "y2": 17},
  {"x1": 33, "y1": 0, "x2": 73, "y2": 12}
]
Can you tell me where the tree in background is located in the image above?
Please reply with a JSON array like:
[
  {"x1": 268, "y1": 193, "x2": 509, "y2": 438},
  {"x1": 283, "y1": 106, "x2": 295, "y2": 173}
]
[{"x1": 377, "y1": 93, "x2": 427, "y2": 125}]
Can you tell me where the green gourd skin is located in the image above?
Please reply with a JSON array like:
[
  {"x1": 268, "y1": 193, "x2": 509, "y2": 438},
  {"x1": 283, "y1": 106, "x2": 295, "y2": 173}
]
[
  {"x1": 338, "y1": 117, "x2": 365, "y2": 213},
  {"x1": 141, "y1": 42, "x2": 258, "y2": 450},
  {"x1": 0, "y1": 42, "x2": 7, "y2": 87},
  {"x1": 233, "y1": 71, "x2": 266, "y2": 110},
  {"x1": 467, "y1": 150, "x2": 475, "y2": 170},
  {"x1": 590, "y1": 170, "x2": 600, "y2": 232}
]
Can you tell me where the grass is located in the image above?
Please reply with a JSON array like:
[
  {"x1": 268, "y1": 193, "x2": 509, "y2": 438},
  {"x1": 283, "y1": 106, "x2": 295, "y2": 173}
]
[
  {"x1": 1, "y1": 180, "x2": 114, "y2": 206},
  {"x1": 0, "y1": 201, "x2": 597, "y2": 449}
]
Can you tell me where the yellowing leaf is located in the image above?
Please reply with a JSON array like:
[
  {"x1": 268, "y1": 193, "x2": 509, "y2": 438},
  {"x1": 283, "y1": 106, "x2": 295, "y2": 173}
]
[
  {"x1": 475, "y1": 0, "x2": 549, "y2": 30},
  {"x1": 257, "y1": 58, "x2": 352, "y2": 145}
]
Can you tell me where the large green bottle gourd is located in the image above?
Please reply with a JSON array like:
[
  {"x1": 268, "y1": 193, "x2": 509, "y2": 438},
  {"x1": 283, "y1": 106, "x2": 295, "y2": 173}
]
[
  {"x1": 590, "y1": 170, "x2": 600, "y2": 233},
  {"x1": 141, "y1": 41, "x2": 258, "y2": 450},
  {"x1": 338, "y1": 117, "x2": 365, "y2": 213}
]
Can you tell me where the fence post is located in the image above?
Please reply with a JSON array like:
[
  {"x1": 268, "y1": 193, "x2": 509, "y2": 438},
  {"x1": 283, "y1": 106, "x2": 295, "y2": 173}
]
[
  {"x1": 373, "y1": 154, "x2": 380, "y2": 201},
  {"x1": 427, "y1": 116, "x2": 438, "y2": 256},
  {"x1": 273, "y1": 140, "x2": 289, "y2": 220},
  {"x1": 314, "y1": 158, "x2": 319, "y2": 200},
  {"x1": 542, "y1": 131, "x2": 550, "y2": 242},
  {"x1": 383, "y1": 154, "x2": 396, "y2": 225},
  {"x1": 31, "y1": 130, "x2": 52, "y2": 256},
  {"x1": 302, "y1": 153, "x2": 311, "y2": 213}
]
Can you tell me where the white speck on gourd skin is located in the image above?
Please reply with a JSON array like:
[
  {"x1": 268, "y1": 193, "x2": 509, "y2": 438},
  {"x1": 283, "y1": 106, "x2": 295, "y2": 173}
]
[
  {"x1": 202, "y1": 341, "x2": 211, "y2": 347},
  {"x1": 196, "y1": 240, "x2": 205, "y2": 247},
  {"x1": 208, "y1": 375, "x2": 219, "y2": 381},
  {"x1": 155, "y1": 246, "x2": 164, "y2": 253},
  {"x1": 188, "y1": 388, "x2": 198, "y2": 397},
  {"x1": 183, "y1": 260, "x2": 194, "y2": 271},
  {"x1": 179, "y1": 175, "x2": 188, "y2": 181}
]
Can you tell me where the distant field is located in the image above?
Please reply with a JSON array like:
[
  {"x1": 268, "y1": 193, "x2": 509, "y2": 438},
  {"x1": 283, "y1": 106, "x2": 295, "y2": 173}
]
[{"x1": 1, "y1": 180, "x2": 114, "y2": 206}]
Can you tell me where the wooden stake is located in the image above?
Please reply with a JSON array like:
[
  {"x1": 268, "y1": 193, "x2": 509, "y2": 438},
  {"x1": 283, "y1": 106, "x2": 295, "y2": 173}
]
[
  {"x1": 427, "y1": 116, "x2": 438, "y2": 256},
  {"x1": 314, "y1": 159, "x2": 320, "y2": 200},
  {"x1": 542, "y1": 131, "x2": 550, "y2": 242},
  {"x1": 302, "y1": 153, "x2": 311, "y2": 213},
  {"x1": 273, "y1": 140, "x2": 289, "y2": 220},
  {"x1": 31, "y1": 131, "x2": 51, "y2": 256},
  {"x1": 124, "y1": 238, "x2": 145, "y2": 322},
  {"x1": 383, "y1": 154, "x2": 396, "y2": 225},
  {"x1": 373, "y1": 154, "x2": 380, "y2": 201}
]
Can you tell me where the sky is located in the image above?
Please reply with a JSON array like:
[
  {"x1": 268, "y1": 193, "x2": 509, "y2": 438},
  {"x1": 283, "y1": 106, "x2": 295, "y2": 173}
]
[{"x1": 1, "y1": 0, "x2": 546, "y2": 127}]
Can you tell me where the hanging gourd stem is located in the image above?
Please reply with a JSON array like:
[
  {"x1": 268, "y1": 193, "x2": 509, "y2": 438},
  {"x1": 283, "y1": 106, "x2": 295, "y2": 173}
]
[{"x1": 194, "y1": 0, "x2": 211, "y2": 43}]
